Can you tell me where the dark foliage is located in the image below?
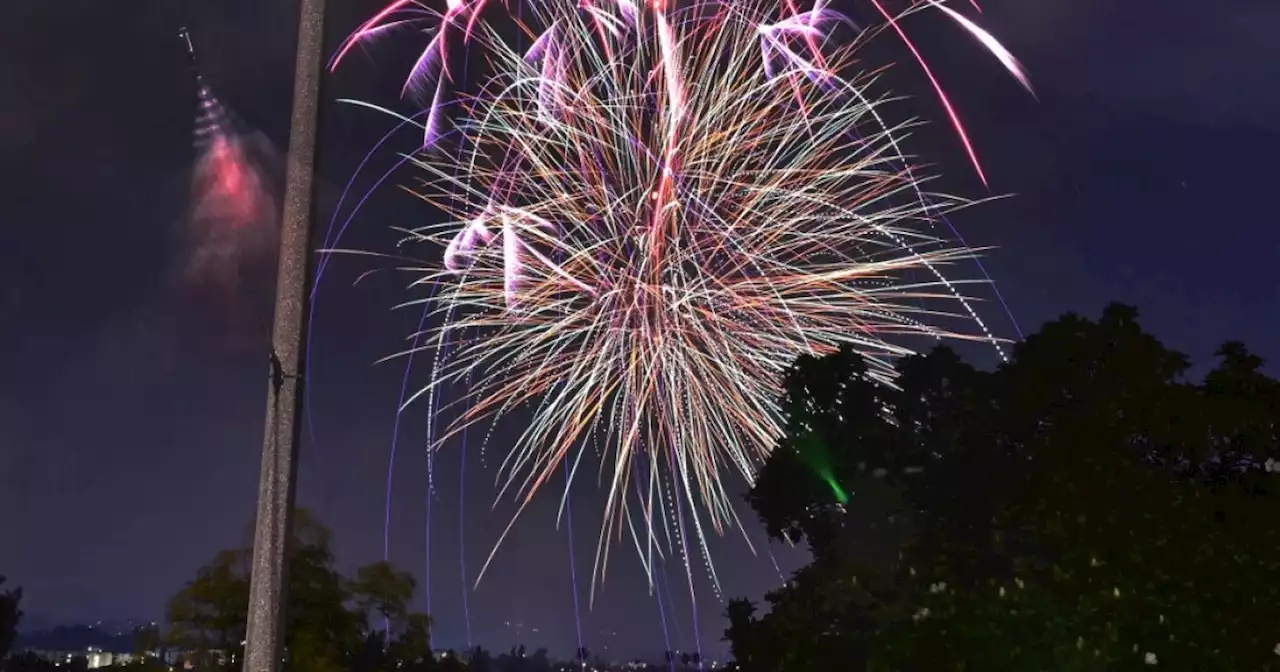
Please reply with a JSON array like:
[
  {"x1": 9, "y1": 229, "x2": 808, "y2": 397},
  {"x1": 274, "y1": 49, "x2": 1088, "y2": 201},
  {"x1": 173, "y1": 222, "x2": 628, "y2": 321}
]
[
  {"x1": 0, "y1": 577, "x2": 22, "y2": 662},
  {"x1": 727, "y1": 304, "x2": 1280, "y2": 671},
  {"x1": 165, "y1": 509, "x2": 450, "y2": 672},
  {"x1": 463, "y1": 645, "x2": 554, "y2": 672}
]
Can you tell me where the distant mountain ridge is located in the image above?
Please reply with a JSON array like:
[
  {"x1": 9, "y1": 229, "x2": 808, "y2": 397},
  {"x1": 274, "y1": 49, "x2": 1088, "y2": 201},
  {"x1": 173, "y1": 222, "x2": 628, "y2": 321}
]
[{"x1": 13, "y1": 612, "x2": 62, "y2": 633}]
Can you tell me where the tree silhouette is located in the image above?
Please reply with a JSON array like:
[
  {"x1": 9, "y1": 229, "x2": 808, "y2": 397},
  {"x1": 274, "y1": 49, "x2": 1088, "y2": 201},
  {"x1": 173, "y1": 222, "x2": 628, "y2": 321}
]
[
  {"x1": 120, "y1": 623, "x2": 169, "y2": 672},
  {"x1": 0, "y1": 575, "x2": 22, "y2": 662},
  {"x1": 467, "y1": 646, "x2": 492, "y2": 672},
  {"x1": 164, "y1": 510, "x2": 442, "y2": 672},
  {"x1": 166, "y1": 547, "x2": 250, "y2": 668},
  {"x1": 727, "y1": 305, "x2": 1280, "y2": 670},
  {"x1": 437, "y1": 650, "x2": 467, "y2": 672},
  {"x1": 351, "y1": 561, "x2": 416, "y2": 627}
]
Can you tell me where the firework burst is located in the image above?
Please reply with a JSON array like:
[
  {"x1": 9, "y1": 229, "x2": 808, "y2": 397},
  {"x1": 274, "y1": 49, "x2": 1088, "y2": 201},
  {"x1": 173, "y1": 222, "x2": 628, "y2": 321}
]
[
  {"x1": 358, "y1": 0, "x2": 1020, "y2": 597},
  {"x1": 335, "y1": 0, "x2": 1032, "y2": 176}
]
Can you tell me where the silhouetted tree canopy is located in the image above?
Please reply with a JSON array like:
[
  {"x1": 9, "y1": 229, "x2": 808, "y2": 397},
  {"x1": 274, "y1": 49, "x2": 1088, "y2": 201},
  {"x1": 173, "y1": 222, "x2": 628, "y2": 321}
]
[
  {"x1": 726, "y1": 304, "x2": 1280, "y2": 671},
  {"x1": 164, "y1": 509, "x2": 453, "y2": 672},
  {"x1": 0, "y1": 575, "x2": 22, "y2": 662}
]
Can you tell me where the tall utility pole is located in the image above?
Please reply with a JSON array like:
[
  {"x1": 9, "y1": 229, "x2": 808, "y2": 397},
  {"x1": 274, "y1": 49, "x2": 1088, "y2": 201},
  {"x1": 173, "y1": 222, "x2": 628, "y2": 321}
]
[{"x1": 242, "y1": 2, "x2": 326, "y2": 672}]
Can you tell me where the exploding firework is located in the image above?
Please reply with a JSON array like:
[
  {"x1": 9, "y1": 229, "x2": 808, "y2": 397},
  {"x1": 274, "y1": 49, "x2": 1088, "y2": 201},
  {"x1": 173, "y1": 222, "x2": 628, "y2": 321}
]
[
  {"x1": 334, "y1": 0, "x2": 1031, "y2": 179},
  {"x1": 340, "y1": 0, "x2": 1030, "y2": 597}
]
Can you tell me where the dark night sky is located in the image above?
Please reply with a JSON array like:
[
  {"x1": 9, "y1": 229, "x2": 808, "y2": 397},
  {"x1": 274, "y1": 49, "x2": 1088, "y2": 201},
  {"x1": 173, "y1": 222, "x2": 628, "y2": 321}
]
[{"x1": 2, "y1": 0, "x2": 1278, "y2": 662}]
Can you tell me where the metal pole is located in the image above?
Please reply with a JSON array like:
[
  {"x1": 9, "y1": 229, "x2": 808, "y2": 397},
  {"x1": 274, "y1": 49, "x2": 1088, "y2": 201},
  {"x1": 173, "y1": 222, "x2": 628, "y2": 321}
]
[{"x1": 242, "y1": 1, "x2": 326, "y2": 672}]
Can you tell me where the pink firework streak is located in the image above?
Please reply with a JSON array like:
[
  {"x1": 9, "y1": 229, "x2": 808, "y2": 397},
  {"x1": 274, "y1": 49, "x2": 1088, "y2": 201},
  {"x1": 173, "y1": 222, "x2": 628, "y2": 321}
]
[
  {"x1": 180, "y1": 27, "x2": 280, "y2": 348},
  {"x1": 192, "y1": 135, "x2": 273, "y2": 232},
  {"x1": 333, "y1": 0, "x2": 1031, "y2": 183}
]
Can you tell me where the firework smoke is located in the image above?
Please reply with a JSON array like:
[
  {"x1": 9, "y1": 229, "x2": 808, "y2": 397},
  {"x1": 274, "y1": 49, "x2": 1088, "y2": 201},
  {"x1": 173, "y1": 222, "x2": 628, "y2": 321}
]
[{"x1": 178, "y1": 27, "x2": 280, "y2": 350}]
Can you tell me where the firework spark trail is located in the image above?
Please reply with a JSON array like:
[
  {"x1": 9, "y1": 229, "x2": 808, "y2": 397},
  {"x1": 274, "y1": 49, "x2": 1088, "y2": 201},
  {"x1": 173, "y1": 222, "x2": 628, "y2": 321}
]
[
  {"x1": 335, "y1": 0, "x2": 1028, "y2": 172},
  {"x1": 302, "y1": 103, "x2": 438, "y2": 565},
  {"x1": 666, "y1": 446, "x2": 706, "y2": 665},
  {"x1": 185, "y1": 37, "x2": 274, "y2": 233},
  {"x1": 178, "y1": 26, "x2": 279, "y2": 347},
  {"x1": 564, "y1": 459, "x2": 586, "y2": 662},
  {"x1": 929, "y1": 2, "x2": 1033, "y2": 97},
  {"x1": 326, "y1": 0, "x2": 1031, "y2": 606},
  {"x1": 653, "y1": 577, "x2": 676, "y2": 672},
  {"x1": 857, "y1": 1, "x2": 1033, "y2": 187},
  {"x1": 459, "y1": 370, "x2": 474, "y2": 650},
  {"x1": 394, "y1": 299, "x2": 439, "y2": 569},
  {"x1": 628, "y1": 463, "x2": 681, "y2": 665},
  {"x1": 443, "y1": 52, "x2": 482, "y2": 645},
  {"x1": 302, "y1": 107, "x2": 431, "y2": 479},
  {"x1": 304, "y1": 104, "x2": 488, "y2": 645},
  {"x1": 302, "y1": 98, "x2": 490, "y2": 627},
  {"x1": 656, "y1": 555, "x2": 685, "y2": 662}
]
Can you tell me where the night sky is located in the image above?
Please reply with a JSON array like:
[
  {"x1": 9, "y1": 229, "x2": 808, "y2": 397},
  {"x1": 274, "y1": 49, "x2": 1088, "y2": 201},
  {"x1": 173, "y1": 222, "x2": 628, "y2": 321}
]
[{"x1": 2, "y1": 0, "x2": 1278, "y2": 662}]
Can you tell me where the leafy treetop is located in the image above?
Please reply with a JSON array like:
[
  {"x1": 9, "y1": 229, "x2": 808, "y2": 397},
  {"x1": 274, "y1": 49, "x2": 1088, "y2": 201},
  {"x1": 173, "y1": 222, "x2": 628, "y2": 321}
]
[{"x1": 728, "y1": 304, "x2": 1280, "y2": 671}]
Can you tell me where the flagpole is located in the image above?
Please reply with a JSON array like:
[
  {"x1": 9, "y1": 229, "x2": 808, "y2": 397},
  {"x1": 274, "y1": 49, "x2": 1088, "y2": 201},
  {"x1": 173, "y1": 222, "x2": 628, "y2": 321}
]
[{"x1": 242, "y1": 1, "x2": 326, "y2": 671}]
